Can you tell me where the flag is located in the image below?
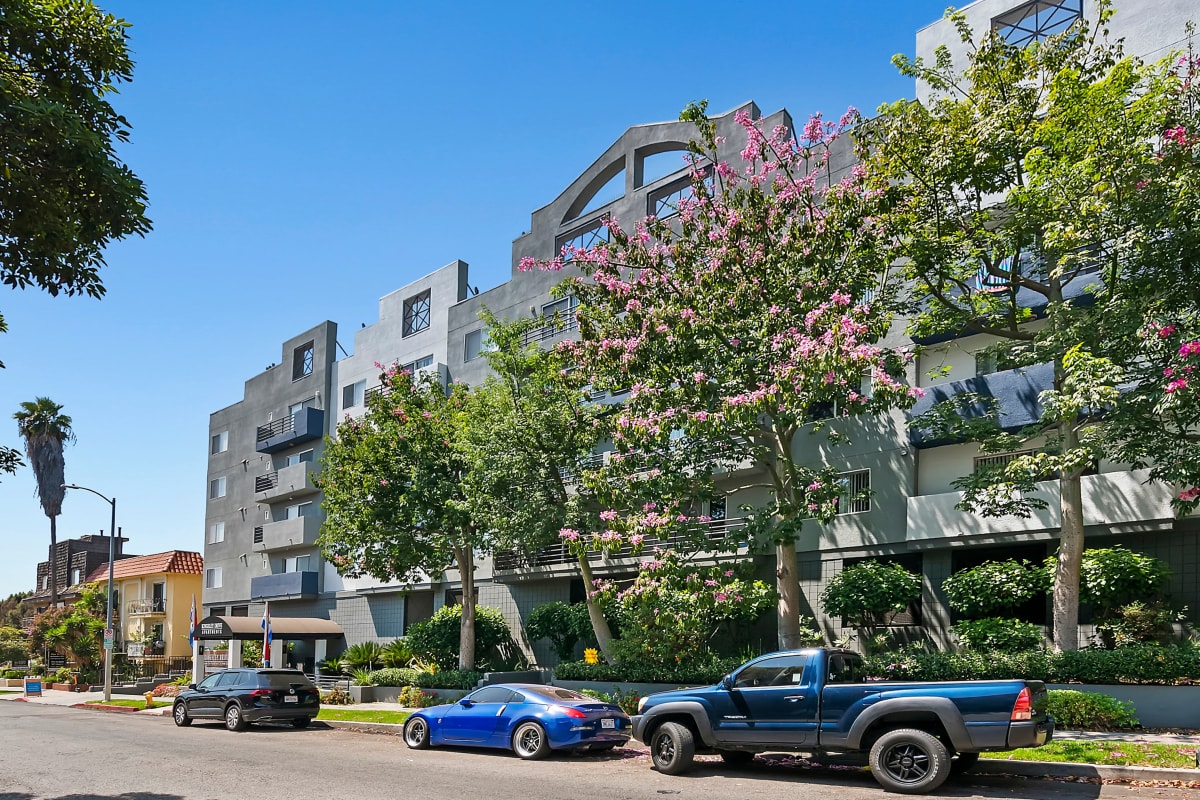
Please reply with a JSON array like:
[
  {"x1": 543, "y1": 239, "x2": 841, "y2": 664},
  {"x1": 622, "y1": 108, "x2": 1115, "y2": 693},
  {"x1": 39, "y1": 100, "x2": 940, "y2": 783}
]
[
  {"x1": 188, "y1": 594, "x2": 197, "y2": 647},
  {"x1": 260, "y1": 602, "x2": 272, "y2": 666}
]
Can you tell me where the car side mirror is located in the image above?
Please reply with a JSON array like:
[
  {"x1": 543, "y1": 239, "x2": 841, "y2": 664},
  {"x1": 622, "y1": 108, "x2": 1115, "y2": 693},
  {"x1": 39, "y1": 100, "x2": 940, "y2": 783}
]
[
  {"x1": 459, "y1": 698, "x2": 474, "y2": 707},
  {"x1": 188, "y1": 684, "x2": 196, "y2": 690},
  {"x1": 720, "y1": 675, "x2": 733, "y2": 691}
]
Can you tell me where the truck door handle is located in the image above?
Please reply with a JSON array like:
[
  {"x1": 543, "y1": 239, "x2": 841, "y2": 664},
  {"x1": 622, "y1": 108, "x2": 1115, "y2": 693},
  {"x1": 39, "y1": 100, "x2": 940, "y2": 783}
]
[{"x1": 784, "y1": 695, "x2": 805, "y2": 702}]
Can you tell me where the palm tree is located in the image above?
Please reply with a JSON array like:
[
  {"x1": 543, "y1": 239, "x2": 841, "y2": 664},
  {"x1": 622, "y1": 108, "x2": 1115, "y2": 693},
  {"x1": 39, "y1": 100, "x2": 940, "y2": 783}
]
[{"x1": 14, "y1": 398, "x2": 74, "y2": 607}]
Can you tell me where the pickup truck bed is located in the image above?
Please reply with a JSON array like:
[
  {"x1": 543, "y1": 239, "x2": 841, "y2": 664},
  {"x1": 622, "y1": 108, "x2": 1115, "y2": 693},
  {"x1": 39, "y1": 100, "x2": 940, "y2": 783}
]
[{"x1": 631, "y1": 647, "x2": 1053, "y2": 794}]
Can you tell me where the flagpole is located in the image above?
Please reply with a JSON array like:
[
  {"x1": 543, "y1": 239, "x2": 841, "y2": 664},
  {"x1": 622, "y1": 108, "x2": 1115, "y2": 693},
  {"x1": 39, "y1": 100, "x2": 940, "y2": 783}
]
[
  {"x1": 262, "y1": 600, "x2": 271, "y2": 667},
  {"x1": 190, "y1": 593, "x2": 202, "y2": 685}
]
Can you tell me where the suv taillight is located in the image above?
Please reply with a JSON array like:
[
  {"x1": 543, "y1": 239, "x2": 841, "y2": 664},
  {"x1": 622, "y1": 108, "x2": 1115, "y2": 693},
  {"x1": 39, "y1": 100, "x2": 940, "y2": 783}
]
[
  {"x1": 1011, "y1": 687, "x2": 1033, "y2": 721},
  {"x1": 248, "y1": 689, "x2": 272, "y2": 698}
]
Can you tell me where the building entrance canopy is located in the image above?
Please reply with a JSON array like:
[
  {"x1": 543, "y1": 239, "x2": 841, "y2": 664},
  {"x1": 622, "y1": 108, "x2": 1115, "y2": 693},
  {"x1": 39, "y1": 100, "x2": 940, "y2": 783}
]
[{"x1": 195, "y1": 615, "x2": 343, "y2": 642}]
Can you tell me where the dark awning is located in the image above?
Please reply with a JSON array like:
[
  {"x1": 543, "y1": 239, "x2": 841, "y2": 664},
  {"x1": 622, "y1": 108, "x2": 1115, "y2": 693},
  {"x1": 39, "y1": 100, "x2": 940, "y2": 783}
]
[{"x1": 195, "y1": 615, "x2": 343, "y2": 641}]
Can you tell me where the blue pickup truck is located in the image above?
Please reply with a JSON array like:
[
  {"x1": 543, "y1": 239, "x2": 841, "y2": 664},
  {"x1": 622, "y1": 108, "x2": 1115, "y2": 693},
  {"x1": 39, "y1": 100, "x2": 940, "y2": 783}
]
[{"x1": 631, "y1": 647, "x2": 1053, "y2": 794}]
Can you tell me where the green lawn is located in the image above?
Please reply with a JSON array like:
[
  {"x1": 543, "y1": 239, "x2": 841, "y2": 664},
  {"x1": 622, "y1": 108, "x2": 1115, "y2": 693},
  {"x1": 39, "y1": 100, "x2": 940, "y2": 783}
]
[
  {"x1": 982, "y1": 741, "x2": 1198, "y2": 769},
  {"x1": 84, "y1": 699, "x2": 156, "y2": 709},
  {"x1": 316, "y1": 707, "x2": 411, "y2": 724}
]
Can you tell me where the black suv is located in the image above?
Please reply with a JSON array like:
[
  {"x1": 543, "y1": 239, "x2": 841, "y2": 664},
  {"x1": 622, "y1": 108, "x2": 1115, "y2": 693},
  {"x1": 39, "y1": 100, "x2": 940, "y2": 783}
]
[{"x1": 172, "y1": 668, "x2": 320, "y2": 731}]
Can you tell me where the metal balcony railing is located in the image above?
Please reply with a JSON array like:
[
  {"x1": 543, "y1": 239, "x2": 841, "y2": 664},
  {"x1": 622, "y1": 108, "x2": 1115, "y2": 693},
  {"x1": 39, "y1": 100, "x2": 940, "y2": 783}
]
[
  {"x1": 128, "y1": 599, "x2": 166, "y2": 616},
  {"x1": 493, "y1": 517, "x2": 747, "y2": 572},
  {"x1": 521, "y1": 315, "x2": 578, "y2": 346},
  {"x1": 256, "y1": 415, "x2": 296, "y2": 443}
]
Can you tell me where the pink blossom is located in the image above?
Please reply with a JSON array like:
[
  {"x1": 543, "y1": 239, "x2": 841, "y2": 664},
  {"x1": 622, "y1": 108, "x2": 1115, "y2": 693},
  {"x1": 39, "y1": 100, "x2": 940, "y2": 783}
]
[
  {"x1": 724, "y1": 570, "x2": 734, "y2": 578},
  {"x1": 1166, "y1": 378, "x2": 1189, "y2": 393},
  {"x1": 1159, "y1": 324, "x2": 1177, "y2": 338},
  {"x1": 599, "y1": 509, "x2": 618, "y2": 521},
  {"x1": 1179, "y1": 487, "x2": 1200, "y2": 502}
]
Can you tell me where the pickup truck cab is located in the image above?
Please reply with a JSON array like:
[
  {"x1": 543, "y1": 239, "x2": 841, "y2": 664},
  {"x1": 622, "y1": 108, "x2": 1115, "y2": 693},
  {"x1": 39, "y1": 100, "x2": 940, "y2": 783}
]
[{"x1": 631, "y1": 647, "x2": 1053, "y2": 794}]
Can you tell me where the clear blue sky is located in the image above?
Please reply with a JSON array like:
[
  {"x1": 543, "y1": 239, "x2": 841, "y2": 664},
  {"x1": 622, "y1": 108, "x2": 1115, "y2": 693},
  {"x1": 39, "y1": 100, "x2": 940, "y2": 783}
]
[{"x1": 0, "y1": 0, "x2": 952, "y2": 596}]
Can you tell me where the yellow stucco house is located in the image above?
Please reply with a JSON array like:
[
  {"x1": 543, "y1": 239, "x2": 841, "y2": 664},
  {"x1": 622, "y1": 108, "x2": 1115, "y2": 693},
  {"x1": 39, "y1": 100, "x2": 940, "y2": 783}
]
[{"x1": 87, "y1": 551, "x2": 203, "y2": 660}]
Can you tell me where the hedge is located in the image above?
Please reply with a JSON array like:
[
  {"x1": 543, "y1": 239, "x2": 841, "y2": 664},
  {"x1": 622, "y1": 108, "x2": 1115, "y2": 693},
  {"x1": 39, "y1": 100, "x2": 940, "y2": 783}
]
[
  {"x1": 553, "y1": 657, "x2": 743, "y2": 685},
  {"x1": 862, "y1": 643, "x2": 1200, "y2": 685}
]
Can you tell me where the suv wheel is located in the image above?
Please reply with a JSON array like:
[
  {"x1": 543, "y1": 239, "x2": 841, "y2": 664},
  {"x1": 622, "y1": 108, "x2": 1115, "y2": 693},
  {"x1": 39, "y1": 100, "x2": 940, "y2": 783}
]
[
  {"x1": 650, "y1": 722, "x2": 695, "y2": 775},
  {"x1": 172, "y1": 702, "x2": 192, "y2": 727},
  {"x1": 224, "y1": 703, "x2": 247, "y2": 732}
]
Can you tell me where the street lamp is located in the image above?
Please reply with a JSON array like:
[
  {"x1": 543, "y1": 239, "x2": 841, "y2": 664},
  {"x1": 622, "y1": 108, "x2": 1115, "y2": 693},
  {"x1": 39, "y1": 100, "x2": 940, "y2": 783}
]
[{"x1": 63, "y1": 484, "x2": 116, "y2": 702}]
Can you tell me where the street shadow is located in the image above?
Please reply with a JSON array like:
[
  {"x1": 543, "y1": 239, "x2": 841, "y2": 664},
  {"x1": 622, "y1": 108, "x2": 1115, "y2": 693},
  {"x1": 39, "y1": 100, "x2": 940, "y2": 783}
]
[{"x1": 0, "y1": 795, "x2": 184, "y2": 800}]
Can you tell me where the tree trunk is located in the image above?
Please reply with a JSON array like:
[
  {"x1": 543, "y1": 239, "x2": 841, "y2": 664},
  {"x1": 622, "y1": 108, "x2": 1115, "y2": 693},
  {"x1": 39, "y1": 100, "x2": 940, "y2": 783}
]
[
  {"x1": 1053, "y1": 424, "x2": 1085, "y2": 652},
  {"x1": 776, "y1": 537, "x2": 803, "y2": 649},
  {"x1": 577, "y1": 554, "x2": 615, "y2": 662},
  {"x1": 49, "y1": 515, "x2": 58, "y2": 607},
  {"x1": 455, "y1": 547, "x2": 476, "y2": 670}
]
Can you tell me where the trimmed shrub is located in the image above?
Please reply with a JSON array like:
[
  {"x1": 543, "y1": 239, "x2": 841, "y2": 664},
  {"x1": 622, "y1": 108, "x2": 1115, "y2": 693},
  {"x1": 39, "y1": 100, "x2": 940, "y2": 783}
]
[
  {"x1": 406, "y1": 605, "x2": 518, "y2": 671},
  {"x1": 413, "y1": 669, "x2": 482, "y2": 690},
  {"x1": 365, "y1": 667, "x2": 420, "y2": 687},
  {"x1": 398, "y1": 685, "x2": 439, "y2": 708},
  {"x1": 323, "y1": 685, "x2": 353, "y2": 705},
  {"x1": 952, "y1": 617, "x2": 1044, "y2": 652},
  {"x1": 553, "y1": 655, "x2": 742, "y2": 685},
  {"x1": 942, "y1": 560, "x2": 1050, "y2": 618},
  {"x1": 1047, "y1": 689, "x2": 1138, "y2": 730},
  {"x1": 1094, "y1": 601, "x2": 1186, "y2": 648},
  {"x1": 526, "y1": 602, "x2": 593, "y2": 661},
  {"x1": 380, "y1": 638, "x2": 413, "y2": 668},
  {"x1": 820, "y1": 560, "x2": 921, "y2": 629},
  {"x1": 1074, "y1": 547, "x2": 1170, "y2": 614}
]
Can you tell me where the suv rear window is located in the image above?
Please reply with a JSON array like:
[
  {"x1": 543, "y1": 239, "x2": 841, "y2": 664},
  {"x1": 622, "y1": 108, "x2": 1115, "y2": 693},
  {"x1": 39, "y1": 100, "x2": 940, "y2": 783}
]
[{"x1": 257, "y1": 670, "x2": 313, "y2": 689}]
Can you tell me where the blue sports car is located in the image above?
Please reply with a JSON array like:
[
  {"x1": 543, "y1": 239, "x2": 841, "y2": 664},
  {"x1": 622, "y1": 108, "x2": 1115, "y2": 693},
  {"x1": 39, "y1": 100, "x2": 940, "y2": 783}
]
[{"x1": 401, "y1": 683, "x2": 630, "y2": 759}]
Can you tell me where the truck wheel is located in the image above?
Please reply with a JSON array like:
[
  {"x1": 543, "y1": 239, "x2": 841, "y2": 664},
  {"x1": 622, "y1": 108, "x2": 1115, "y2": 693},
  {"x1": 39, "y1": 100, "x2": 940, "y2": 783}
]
[
  {"x1": 949, "y1": 752, "x2": 980, "y2": 776},
  {"x1": 650, "y1": 722, "x2": 695, "y2": 775},
  {"x1": 869, "y1": 728, "x2": 951, "y2": 794}
]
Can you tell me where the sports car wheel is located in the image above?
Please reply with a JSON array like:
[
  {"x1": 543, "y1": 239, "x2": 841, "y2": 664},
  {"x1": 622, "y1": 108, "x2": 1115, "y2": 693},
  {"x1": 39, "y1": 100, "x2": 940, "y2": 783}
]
[
  {"x1": 512, "y1": 721, "x2": 551, "y2": 760},
  {"x1": 224, "y1": 703, "x2": 247, "y2": 732},
  {"x1": 869, "y1": 728, "x2": 951, "y2": 794},
  {"x1": 650, "y1": 722, "x2": 695, "y2": 775},
  {"x1": 403, "y1": 716, "x2": 431, "y2": 749},
  {"x1": 172, "y1": 702, "x2": 192, "y2": 727}
]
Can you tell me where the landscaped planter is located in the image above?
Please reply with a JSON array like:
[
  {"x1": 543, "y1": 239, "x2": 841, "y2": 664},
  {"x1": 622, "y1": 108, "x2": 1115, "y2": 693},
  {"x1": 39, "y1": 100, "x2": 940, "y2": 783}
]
[
  {"x1": 1047, "y1": 683, "x2": 1200, "y2": 729},
  {"x1": 348, "y1": 685, "x2": 468, "y2": 704},
  {"x1": 2, "y1": 679, "x2": 26, "y2": 688},
  {"x1": 552, "y1": 679, "x2": 709, "y2": 698}
]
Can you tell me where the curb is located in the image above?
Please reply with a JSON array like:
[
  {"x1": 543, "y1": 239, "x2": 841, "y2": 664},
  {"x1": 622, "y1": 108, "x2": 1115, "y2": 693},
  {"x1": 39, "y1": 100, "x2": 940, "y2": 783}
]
[
  {"x1": 71, "y1": 703, "x2": 139, "y2": 713},
  {"x1": 975, "y1": 758, "x2": 1200, "y2": 783},
  {"x1": 321, "y1": 720, "x2": 404, "y2": 735}
]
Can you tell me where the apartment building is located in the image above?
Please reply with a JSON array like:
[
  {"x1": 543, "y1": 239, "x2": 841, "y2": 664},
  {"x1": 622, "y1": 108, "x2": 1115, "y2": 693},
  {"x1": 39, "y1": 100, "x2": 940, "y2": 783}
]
[
  {"x1": 203, "y1": 0, "x2": 1198, "y2": 663},
  {"x1": 85, "y1": 550, "x2": 203, "y2": 659}
]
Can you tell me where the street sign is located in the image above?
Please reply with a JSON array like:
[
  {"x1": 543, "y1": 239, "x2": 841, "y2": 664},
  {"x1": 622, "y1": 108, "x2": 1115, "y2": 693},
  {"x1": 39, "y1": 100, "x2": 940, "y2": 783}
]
[{"x1": 103, "y1": 628, "x2": 114, "y2": 649}]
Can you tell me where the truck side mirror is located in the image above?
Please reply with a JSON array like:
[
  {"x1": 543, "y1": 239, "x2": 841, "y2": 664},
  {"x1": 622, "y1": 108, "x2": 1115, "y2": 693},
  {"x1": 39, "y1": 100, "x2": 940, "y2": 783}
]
[{"x1": 720, "y1": 675, "x2": 733, "y2": 691}]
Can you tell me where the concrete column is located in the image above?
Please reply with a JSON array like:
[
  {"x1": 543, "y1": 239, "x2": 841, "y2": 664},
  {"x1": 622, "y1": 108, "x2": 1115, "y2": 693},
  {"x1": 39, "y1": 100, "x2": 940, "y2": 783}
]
[
  {"x1": 192, "y1": 638, "x2": 204, "y2": 684},
  {"x1": 228, "y1": 639, "x2": 242, "y2": 668}
]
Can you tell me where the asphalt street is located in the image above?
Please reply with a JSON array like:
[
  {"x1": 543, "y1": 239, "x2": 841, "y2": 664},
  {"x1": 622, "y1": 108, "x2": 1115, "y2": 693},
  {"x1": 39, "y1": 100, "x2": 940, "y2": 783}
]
[{"x1": 0, "y1": 701, "x2": 1195, "y2": 800}]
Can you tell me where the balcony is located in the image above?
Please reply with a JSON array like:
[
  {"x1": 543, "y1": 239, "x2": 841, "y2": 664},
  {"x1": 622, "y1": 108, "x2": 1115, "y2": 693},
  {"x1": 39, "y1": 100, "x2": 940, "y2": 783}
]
[
  {"x1": 252, "y1": 515, "x2": 320, "y2": 552},
  {"x1": 255, "y1": 462, "x2": 319, "y2": 502},
  {"x1": 909, "y1": 362, "x2": 1054, "y2": 448},
  {"x1": 250, "y1": 570, "x2": 319, "y2": 600},
  {"x1": 493, "y1": 517, "x2": 747, "y2": 573},
  {"x1": 127, "y1": 599, "x2": 166, "y2": 617},
  {"x1": 905, "y1": 469, "x2": 1175, "y2": 544},
  {"x1": 255, "y1": 407, "x2": 324, "y2": 454}
]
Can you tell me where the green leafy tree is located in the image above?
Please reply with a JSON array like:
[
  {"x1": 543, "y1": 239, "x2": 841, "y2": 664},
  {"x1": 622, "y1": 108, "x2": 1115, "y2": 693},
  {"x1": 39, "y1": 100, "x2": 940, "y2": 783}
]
[
  {"x1": 318, "y1": 366, "x2": 490, "y2": 670},
  {"x1": 0, "y1": 591, "x2": 31, "y2": 628},
  {"x1": 0, "y1": 625, "x2": 28, "y2": 663},
  {"x1": 859, "y1": 2, "x2": 1184, "y2": 649},
  {"x1": 820, "y1": 560, "x2": 921, "y2": 646},
  {"x1": 462, "y1": 310, "x2": 623, "y2": 659},
  {"x1": 14, "y1": 397, "x2": 73, "y2": 607},
  {"x1": 27, "y1": 583, "x2": 104, "y2": 676},
  {"x1": 942, "y1": 559, "x2": 1051, "y2": 619},
  {"x1": 523, "y1": 103, "x2": 920, "y2": 649},
  {"x1": 525, "y1": 601, "x2": 594, "y2": 662},
  {"x1": 0, "y1": 0, "x2": 151, "y2": 296},
  {"x1": 405, "y1": 604, "x2": 516, "y2": 671}
]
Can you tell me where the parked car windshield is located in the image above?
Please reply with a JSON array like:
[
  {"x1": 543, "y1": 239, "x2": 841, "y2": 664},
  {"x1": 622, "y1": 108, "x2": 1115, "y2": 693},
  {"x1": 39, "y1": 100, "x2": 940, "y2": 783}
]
[{"x1": 257, "y1": 670, "x2": 312, "y2": 689}]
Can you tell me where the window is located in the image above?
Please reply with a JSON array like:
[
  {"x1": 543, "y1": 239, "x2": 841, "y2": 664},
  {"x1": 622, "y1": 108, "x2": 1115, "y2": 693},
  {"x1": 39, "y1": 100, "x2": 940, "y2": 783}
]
[
  {"x1": 401, "y1": 355, "x2": 434, "y2": 374},
  {"x1": 197, "y1": 673, "x2": 222, "y2": 691},
  {"x1": 230, "y1": 605, "x2": 249, "y2": 617},
  {"x1": 974, "y1": 449, "x2": 1035, "y2": 474},
  {"x1": 284, "y1": 555, "x2": 311, "y2": 573},
  {"x1": 292, "y1": 340, "x2": 314, "y2": 381},
  {"x1": 289, "y1": 397, "x2": 316, "y2": 416},
  {"x1": 468, "y1": 687, "x2": 517, "y2": 704},
  {"x1": 285, "y1": 502, "x2": 313, "y2": 520},
  {"x1": 205, "y1": 568, "x2": 223, "y2": 589},
  {"x1": 403, "y1": 290, "x2": 431, "y2": 336},
  {"x1": 734, "y1": 655, "x2": 810, "y2": 688},
  {"x1": 835, "y1": 469, "x2": 871, "y2": 514},
  {"x1": 210, "y1": 430, "x2": 228, "y2": 455},
  {"x1": 992, "y1": 0, "x2": 1082, "y2": 48},
  {"x1": 71, "y1": 569, "x2": 81, "y2": 585},
  {"x1": 556, "y1": 221, "x2": 609, "y2": 263},
  {"x1": 974, "y1": 347, "x2": 1023, "y2": 377},
  {"x1": 464, "y1": 329, "x2": 493, "y2": 362},
  {"x1": 285, "y1": 450, "x2": 314, "y2": 467},
  {"x1": 647, "y1": 171, "x2": 714, "y2": 219},
  {"x1": 708, "y1": 496, "x2": 727, "y2": 521},
  {"x1": 208, "y1": 522, "x2": 225, "y2": 544},
  {"x1": 342, "y1": 380, "x2": 366, "y2": 409},
  {"x1": 41, "y1": 575, "x2": 48, "y2": 590},
  {"x1": 209, "y1": 476, "x2": 226, "y2": 499},
  {"x1": 828, "y1": 653, "x2": 863, "y2": 684}
]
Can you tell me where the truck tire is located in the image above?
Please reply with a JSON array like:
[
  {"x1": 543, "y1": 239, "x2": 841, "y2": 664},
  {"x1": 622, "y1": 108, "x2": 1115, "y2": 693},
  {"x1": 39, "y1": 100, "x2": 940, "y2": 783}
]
[
  {"x1": 949, "y1": 752, "x2": 980, "y2": 776},
  {"x1": 650, "y1": 722, "x2": 695, "y2": 775},
  {"x1": 869, "y1": 728, "x2": 951, "y2": 794}
]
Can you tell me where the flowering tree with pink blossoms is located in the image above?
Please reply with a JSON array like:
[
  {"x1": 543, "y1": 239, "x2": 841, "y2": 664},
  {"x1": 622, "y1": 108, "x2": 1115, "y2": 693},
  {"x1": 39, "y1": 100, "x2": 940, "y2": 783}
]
[{"x1": 523, "y1": 102, "x2": 920, "y2": 649}]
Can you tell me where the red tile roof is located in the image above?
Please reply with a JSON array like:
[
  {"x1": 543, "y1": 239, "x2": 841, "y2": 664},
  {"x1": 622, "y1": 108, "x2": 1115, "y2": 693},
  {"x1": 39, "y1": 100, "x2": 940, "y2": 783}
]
[{"x1": 85, "y1": 551, "x2": 204, "y2": 583}]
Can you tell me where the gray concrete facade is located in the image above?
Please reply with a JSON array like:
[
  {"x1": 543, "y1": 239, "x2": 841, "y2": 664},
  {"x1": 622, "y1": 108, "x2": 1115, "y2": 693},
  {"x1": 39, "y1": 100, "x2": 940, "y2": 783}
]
[{"x1": 202, "y1": 0, "x2": 1200, "y2": 664}]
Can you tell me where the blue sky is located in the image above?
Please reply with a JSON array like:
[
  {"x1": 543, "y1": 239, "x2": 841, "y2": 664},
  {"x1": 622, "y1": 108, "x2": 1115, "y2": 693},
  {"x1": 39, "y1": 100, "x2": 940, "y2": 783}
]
[{"x1": 0, "y1": 0, "x2": 953, "y2": 596}]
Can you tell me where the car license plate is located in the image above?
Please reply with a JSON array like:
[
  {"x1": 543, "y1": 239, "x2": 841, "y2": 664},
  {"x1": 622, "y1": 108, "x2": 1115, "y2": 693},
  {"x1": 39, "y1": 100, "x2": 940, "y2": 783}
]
[
  {"x1": 601, "y1": 718, "x2": 616, "y2": 729},
  {"x1": 284, "y1": 696, "x2": 298, "y2": 703}
]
